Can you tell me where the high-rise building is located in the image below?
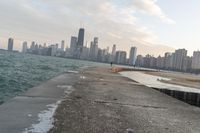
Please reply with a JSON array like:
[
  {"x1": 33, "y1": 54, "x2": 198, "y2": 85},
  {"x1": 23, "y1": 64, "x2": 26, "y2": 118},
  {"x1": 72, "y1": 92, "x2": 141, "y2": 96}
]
[
  {"x1": 164, "y1": 52, "x2": 173, "y2": 69},
  {"x1": 111, "y1": 44, "x2": 116, "y2": 55},
  {"x1": 61, "y1": 40, "x2": 65, "y2": 51},
  {"x1": 191, "y1": 51, "x2": 200, "y2": 70},
  {"x1": 70, "y1": 36, "x2": 77, "y2": 57},
  {"x1": 115, "y1": 51, "x2": 127, "y2": 64},
  {"x1": 97, "y1": 49, "x2": 103, "y2": 62},
  {"x1": 111, "y1": 44, "x2": 116, "y2": 62},
  {"x1": 156, "y1": 55, "x2": 165, "y2": 69},
  {"x1": 172, "y1": 49, "x2": 187, "y2": 71},
  {"x1": 30, "y1": 41, "x2": 35, "y2": 50},
  {"x1": 135, "y1": 55, "x2": 144, "y2": 67},
  {"x1": 89, "y1": 38, "x2": 98, "y2": 61},
  {"x1": 129, "y1": 47, "x2": 137, "y2": 65},
  {"x1": 80, "y1": 46, "x2": 90, "y2": 60},
  {"x1": 7, "y1": 38, "x2": 14, "y2": 51},
  {"x1": 77, "y1": 28, "x2": 85, "y2": 58},
  {"x1": 22, "y1": 41, "x2": 28, "y2": 53}
]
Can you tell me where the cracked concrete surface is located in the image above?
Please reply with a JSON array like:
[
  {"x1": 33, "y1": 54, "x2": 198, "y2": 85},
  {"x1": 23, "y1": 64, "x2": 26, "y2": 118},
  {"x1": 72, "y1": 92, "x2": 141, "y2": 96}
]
[{"x1": 48, "y1": 67, "x2": 200, "y2": 133}]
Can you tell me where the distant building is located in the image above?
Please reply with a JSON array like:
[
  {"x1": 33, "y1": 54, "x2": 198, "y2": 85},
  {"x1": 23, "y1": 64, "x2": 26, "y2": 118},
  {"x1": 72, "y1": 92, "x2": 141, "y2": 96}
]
[
  {"x1": 30, "y1": 41, "x2": 35, "y2": 51},
  {"x1": 182, "y1": 56, "x2": 192, "y2": 71},
  {"x1": 111, "y1": 45, "x2": 116, "y2": 55},
  {"x1": 49, "y1": 45, "x2": 57, "y2": 56},
  {"x1": 129, "y1": 47, "x2": 137, "y2": 65},
  {"x1": 76, "y1": 28, "x2": 85, "y2": 58},
  {"x1": 115, "y1": 51, "x2": 127, "y2": 64},
  {"x1": 191, "y1": 51, "x2": 200, "y2": 70},
  {"x1": 143, "y1": 54, "x2": 151, "y2": 67},
  {"x1": 149, "y1": 56, "x2": 157, "y2": 68},
  {"x1": 164, "y1": 52, "x2": 173, "y2": 69},
  {"x1": 156, "y1": 55, "x2": 165, "y2": 69},
  {"x1": 80, "y1": 47, "x2": 90, "y2": 60},
  {"x1": 97, "y1": 49, "x2": 103, "y2": 62},
  {"x1": 61, "y1": 40, "x2": 65, "y2": 51},
  {"x1": 89, "y1": 37, "x2": 98, "y2": 61},
  {"x1": 172, "y1": 49, "x2": 187, "y2": 71},
  {"x1": 22, "y1": 41, "x2": 28, "y2": 53},
  {"x1": 111, "y1": 44, "x2": 116, "y2": 62},
  {"x1": 70, "y1": 36, "x2": 77, "y2": 57},
  {"x1": 7, "y1": 38, "x2": 14, "y2": 51},
  {"x1": 135, "y1": 55, "x2": 144, "y2": 67}
]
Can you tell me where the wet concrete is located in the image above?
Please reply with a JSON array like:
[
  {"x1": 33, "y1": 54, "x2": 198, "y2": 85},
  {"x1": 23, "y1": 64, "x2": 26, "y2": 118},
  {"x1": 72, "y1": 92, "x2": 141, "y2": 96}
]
[
  {"x1": 49, "y1": 67, "x2": 200, "y2": 133},
  {"x1": 0, "y1": 72, "x2": 80, "y2": 133}
]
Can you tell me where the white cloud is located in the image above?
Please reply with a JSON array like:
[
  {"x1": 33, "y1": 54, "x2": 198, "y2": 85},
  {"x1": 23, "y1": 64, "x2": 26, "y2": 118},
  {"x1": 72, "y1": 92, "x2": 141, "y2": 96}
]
[
  {"x1": 132, "y1": 0, "x2": 175, "y2": 24},
  {"x1": 0, "y1": 0, "x2": 174, "y2": 55}
]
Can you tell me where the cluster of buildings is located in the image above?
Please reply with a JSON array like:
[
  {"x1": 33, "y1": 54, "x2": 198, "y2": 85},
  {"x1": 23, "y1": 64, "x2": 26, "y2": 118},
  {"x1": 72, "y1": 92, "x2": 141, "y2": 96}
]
[
  {"x1": 4, "y1": 27, "x2": 200, "y2": 73},
  {"x1": 6, "y1": 28, "x2": 138, "y2": 66},
  {"x1": 135, "y1": 49, "x2": 200, "y2": 73}
]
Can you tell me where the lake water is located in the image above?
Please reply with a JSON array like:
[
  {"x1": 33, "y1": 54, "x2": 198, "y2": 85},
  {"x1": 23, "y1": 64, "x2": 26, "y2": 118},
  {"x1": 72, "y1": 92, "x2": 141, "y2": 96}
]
[{"x1": 0, "y1": 50, "x2": 100, "y2": 104}]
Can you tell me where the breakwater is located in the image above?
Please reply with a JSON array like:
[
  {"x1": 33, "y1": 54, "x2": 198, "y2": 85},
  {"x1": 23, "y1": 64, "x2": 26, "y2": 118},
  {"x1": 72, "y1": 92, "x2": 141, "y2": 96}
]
[{"x1": 153, "y1": 88, "x2": 200, "y2": 107}]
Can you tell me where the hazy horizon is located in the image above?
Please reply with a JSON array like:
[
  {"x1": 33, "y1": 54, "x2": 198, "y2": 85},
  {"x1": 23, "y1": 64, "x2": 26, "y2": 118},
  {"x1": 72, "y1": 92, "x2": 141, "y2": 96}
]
[{"x1": 0, "y1": 0, "x2": 199, "y2": 56}]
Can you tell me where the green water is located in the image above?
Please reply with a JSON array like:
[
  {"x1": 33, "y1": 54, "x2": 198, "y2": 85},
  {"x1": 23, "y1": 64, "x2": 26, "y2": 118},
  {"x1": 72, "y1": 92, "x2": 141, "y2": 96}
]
[{"x1": 0, "y1": 50, "x2": 98, "y2": 104}]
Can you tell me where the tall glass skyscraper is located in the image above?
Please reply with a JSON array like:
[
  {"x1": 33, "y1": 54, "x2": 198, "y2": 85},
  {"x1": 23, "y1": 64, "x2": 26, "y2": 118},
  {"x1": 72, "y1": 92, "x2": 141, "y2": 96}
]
[
  {"x1": 7, "y1": 38, "x2": 14, "y2": 51},
  {"x1": 77, "y1": 28, "x2": 85, "y2": 58},
  {"x1": 77, "y1": 28, "x2": 84, "y2": 48}
]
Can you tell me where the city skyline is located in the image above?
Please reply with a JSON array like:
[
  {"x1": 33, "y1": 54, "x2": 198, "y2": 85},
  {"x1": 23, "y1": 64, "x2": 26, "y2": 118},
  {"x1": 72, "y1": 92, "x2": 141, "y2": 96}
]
[
  {"x1": 3, "y1": 27, "x2": 200, "y2": 73},
  {"x1": 0, "y1": 0, "x2": 200, "y2": 56}
]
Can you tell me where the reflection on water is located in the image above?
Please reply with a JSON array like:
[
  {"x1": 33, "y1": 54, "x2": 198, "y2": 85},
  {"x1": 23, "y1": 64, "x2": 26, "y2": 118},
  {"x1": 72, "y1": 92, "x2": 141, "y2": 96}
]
[{"x1": 120, "y1": 71, "x2": 200, "y2": 94}]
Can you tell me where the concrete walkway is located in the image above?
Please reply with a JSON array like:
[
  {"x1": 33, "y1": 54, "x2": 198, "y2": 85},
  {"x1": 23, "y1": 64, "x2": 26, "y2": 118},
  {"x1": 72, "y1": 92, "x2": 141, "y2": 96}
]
[
  {"x1": 49, "y1": 67, "x2": 200, "y2": 133},
  {"x1": 1, "y1": 67, "x2": 200, "y2": 133},
  {"x1": 0, "y1": 71, "x2": 80, "y2": 133}
]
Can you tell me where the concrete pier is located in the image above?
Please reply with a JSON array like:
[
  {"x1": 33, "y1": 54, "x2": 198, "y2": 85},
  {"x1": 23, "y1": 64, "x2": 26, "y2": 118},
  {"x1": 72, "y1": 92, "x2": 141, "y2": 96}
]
[
  {"x1": 48, "y1": 67, "x2": 200, "y2": 133},
  {"x1": 0, "y1": 71, "x2": 80, "y2": 133},
  {"x1": 1, "y1": 67, "x2": 200, "y2": 133},
  {"x1": 154, "y1": 88, "x2": 200, "y2": 107}
]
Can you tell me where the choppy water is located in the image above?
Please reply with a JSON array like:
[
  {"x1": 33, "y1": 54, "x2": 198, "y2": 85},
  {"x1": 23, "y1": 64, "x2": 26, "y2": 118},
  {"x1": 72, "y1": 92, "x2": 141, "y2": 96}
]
[{"x1": 0, "y1": 50, "x2": 97, "y2": 104}]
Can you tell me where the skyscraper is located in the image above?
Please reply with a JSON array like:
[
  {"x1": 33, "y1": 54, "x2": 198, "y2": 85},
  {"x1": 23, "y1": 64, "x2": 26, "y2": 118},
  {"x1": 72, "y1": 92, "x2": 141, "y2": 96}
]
[
  {"x1": 89, "y1": 38, "x2": 98, "y2": 61},
  {"x1": 191, "y1": 51, "x2": 200, "y2": 70},
  {"x1": 111, "y1": 44, "x2": 116, "y2": 62},
  {"x1": 76, "y1": 28, "x2": 85, "y2": 58},
  {"x1": 129, "y1": 47, "x2": 137, "y2": 65},
  {"x1": 7, "y1": 38, "x2": 14, "y2": 51},
  {"x1": 115, "y1": 51, "x2": 127, "y2": 64},
  {"x1": 172, "y1": 49, "x2": 187, "y2": 71},
  {"x1": 61, "y1": 40, "x2": 65, "y2": 51},
  {"x1": 70, "y1": 36, "x2": 77, "y2": 57},
  {"x1": 111, "y1": 44, "x2": 116, "y2": 56},
  {"x1": 22, "y1": 41, "x2": 28, "y2": 53}
]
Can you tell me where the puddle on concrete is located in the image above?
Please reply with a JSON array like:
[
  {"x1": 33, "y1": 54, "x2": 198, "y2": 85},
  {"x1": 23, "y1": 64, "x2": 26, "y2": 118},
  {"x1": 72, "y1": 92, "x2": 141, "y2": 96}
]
[
  {"x1": 23, "y1": 101, "x2": 61, "y2": 133},
  {"x1": 80, "y1": 76, "x2": 86, "y2": 79},
  {"x1": 65, "y1": 70, "x2": 79, "y2": 74}
]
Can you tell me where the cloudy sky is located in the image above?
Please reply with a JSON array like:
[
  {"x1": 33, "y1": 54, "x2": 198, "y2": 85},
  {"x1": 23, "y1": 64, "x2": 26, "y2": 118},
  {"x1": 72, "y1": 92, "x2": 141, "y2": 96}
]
[{"x1": 0, "y1": 0, "x2": 199, "y2": 56}]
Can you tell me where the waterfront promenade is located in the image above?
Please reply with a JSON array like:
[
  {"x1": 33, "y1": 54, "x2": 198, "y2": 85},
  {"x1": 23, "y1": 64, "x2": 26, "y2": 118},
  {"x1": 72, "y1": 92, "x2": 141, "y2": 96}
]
[
  {"x1": 49, "y1": 67, "x2": 200, "y2": 133},
  {"x1": 0, "y1": 67, "x2": 200, "y2": 133}
]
